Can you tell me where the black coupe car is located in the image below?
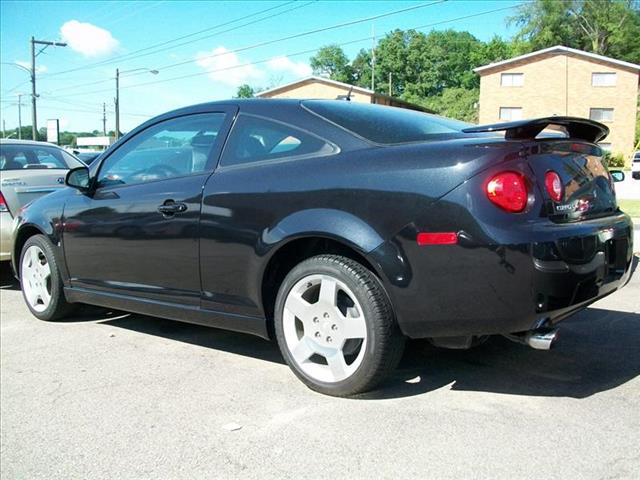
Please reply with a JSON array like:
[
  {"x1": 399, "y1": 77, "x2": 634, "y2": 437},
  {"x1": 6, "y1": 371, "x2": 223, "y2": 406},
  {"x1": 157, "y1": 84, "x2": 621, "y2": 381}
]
[{"x1": 12, "y1": 99, "x2": 634, "y2": 396}]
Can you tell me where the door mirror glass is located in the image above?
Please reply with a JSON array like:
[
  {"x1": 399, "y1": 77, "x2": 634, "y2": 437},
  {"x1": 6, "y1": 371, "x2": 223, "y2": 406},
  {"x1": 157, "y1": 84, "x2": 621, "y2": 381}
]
[
  {"x1": 610, "y1": 170, "x2": 625, "y2": 183},
  {"x1": 66, "y1": 167, "x2": 91, "y2": 190}
]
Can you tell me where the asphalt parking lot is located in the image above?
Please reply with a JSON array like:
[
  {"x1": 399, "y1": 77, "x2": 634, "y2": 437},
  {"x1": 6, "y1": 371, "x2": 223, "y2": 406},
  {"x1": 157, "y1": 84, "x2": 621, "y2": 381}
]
[{"x1": 1, "y1": 259, "x2": 639, "y2": 480}]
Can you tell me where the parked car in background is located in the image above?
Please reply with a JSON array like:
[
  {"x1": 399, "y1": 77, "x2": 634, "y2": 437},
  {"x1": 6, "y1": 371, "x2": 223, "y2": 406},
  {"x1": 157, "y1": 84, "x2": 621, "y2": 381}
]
[
  {"x1": 76, "y1": 151, "x2": 102, "y2": 165},
  {"x1": 10, "y1": 100, "x2": 634, "y2": 396},
  {"x1": 632, "y1": 151, "x2": 640, "y2": 179},
  {"x1": 0, "y1": 140, "x2": 83, "y2": 262}
]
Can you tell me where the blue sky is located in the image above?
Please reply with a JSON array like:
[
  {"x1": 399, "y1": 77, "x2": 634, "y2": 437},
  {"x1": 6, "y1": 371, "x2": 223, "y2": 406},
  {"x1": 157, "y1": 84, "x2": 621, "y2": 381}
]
[{"x1": 0, "y1": 0, "x2": 521, "y2": 133}]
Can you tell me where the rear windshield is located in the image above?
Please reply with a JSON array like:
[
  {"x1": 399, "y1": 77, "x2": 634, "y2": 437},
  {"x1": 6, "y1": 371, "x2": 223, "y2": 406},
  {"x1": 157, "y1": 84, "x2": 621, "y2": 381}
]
[
  {"x1": 0, "y1": 144, "x2": 81, "y2": 170},
  {"x1": 302, "y1": 100, "x2": 471, "y2": 144}
]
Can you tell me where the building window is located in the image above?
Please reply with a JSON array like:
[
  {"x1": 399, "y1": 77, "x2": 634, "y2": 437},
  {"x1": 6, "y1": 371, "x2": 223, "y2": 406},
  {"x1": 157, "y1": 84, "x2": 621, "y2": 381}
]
[
  {"x1": 499, "y1": 107, "x2": 523, "y2": 121},
  {"x1": 589, "y1": 108, "x2": 614, "y2": 122},
  {"x1": 500, "y1": 73, "x2": 524, "y2": 87},
  {"x1": 591, "y1": 72, "x2": 616, "y2": 87},
  {"x1": 598, "y1": 142, "x2": 612, "y2": 152}
]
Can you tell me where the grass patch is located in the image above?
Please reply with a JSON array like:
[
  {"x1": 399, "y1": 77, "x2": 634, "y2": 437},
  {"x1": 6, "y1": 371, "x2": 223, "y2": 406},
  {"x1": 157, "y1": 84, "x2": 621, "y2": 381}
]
[{"x1": 618, "y1": 199, "x2": 640, "y2": 218}]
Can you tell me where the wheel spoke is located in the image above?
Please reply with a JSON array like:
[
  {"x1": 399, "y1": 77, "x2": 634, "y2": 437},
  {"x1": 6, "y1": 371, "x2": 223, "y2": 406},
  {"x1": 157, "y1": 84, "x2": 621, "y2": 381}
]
[
  {"x1": 30, "y1": 247, "x2": 38, "y2": 267},
  {"x1": 342, "y1": 316, "x2": 367, "y2": 339},
  {"x1": 39, "y1": 260, "x2": 51, "y2": 278},
  {"x1": 291, "y1": 338, "x2": 315, "y2": 363},
  {"x1": 326, "y1": 350, "x2": 348, "y2": 379},
  {"x1": 39, "y1": 282, "x2": 51, "y2": 304},
  {"x1": 319, "y1": 277, "x2": 338, "y2": 306},
  {"x1": 25, "y1": 279, "x2": 39, "y2": 306},
  {"x1": 285, "y1": 293, "x2": 312, "y2": 320}
]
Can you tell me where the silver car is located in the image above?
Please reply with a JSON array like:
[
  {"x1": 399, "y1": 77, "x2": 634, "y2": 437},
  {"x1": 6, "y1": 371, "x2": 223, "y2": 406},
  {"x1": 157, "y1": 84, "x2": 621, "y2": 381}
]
[{"x1": 0, "y1": 140, "x2": 83, "y2": 262}]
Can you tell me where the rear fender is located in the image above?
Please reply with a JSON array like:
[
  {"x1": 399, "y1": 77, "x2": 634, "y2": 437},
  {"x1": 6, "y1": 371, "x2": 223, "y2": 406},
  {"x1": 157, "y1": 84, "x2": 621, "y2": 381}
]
[{"x1": 260, "y1": 208, "x2": 385, "y2": 255}]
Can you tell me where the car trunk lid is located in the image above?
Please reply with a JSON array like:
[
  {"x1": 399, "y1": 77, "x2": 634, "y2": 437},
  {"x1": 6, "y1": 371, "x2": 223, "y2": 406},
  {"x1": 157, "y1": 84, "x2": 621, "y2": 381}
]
[
  {"x1": 525, "y1": 140, "x2": 617, "y2": 222},
  {"x1": 463, "y1": 116, "x2": 616, "y2": 222}
]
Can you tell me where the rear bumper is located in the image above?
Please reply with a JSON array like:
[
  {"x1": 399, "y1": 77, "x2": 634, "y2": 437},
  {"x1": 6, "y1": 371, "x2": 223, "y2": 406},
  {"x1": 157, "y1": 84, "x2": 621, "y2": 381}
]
[
  {"x1": 373, "y1": 213, "x2": 634, "y2": 339},
  {"x1": 0, "y1": 211, "x2": 14, "y2": 262}
]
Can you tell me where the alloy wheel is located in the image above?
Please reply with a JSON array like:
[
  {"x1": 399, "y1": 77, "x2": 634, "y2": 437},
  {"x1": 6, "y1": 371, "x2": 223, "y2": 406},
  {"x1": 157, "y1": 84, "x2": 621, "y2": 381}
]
[
  {"x1": 282, "y1": 274, "x2": 368, "y2": 383},
  {"x1": 21, "y1": 245, "x2": 52, "y2": 313}
]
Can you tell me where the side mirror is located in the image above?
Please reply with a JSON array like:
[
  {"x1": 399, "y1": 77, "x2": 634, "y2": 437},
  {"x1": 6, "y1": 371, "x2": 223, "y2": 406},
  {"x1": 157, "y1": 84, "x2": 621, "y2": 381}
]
[
  {"x1": 610, "y1": 170, "x2": 625, "y2": 183},
  {"x1": 65, "y1": 166, "x2": 91, "y2": 190}
]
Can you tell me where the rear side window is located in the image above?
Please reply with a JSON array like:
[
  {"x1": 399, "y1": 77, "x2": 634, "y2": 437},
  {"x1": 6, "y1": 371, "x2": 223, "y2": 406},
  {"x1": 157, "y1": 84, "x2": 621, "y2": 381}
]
[
  {"x1": 221, "y1": 114, "x2": 334, "y2": 167},
  {"x1": 302, "y1": 100, "x2": 470, "y2": 144},
  {"x1": 0, "y1": 144, "x2": 79, "y2": 170}
]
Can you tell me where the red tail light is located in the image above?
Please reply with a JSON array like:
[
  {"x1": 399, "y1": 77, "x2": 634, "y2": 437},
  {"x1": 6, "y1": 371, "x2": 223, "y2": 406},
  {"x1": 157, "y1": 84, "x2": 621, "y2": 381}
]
[
  {"x1": 486, "y1": 171, "x2": 528, "y2": 213},
  {"x1": 544, "y1": 171, "x2": 563, "y2": 202},
  {"x1": 0, "y1": 191, "x2": 8, "y2": 213}
]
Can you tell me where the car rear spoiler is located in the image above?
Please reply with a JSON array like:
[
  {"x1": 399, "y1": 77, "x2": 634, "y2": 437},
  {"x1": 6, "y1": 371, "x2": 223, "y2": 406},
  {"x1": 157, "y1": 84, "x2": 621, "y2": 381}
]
[{"x1": 462, "y1": 116, "x2": 609, "y2": 143}]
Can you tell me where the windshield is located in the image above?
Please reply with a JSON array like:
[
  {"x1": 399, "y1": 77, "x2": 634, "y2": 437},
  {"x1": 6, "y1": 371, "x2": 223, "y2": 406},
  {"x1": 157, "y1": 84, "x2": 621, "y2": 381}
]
[
  {"x1": 302, "y1": 100, "x2": 471, "y2": 144},
  {"x1": 0, "y1": 144, "x2": 82, "y2": 170}
]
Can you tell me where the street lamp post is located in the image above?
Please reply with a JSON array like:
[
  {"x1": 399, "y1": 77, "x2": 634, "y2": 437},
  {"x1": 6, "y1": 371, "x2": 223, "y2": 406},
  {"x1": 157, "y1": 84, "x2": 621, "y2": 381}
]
[
  {"x1": 114, "y1": 67, "x2": 158, "y2": 139},
  {"x1": 30, "y1": 37, "x2": 67, "y2": 140},
  {"x1": 17, "y1": 93, "x2": 23, "y2": 139}
]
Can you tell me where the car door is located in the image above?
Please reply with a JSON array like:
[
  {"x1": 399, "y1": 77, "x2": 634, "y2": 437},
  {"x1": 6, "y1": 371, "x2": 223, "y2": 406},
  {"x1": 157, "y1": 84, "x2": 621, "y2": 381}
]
[
  {"x1": 63, "y1": 109, "x2": 236, "y2": 306},
  {"x1": 0, "y1": 143, "x2": 82, "y2": 214}
]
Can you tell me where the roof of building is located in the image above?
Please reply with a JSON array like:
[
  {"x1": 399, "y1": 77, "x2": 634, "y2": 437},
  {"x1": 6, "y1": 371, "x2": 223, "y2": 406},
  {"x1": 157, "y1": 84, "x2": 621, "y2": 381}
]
[
  {"x1": 474, "y1": 45, "x2": 640, "y2": 74},
  {"x1": 256, "y1": 76, "x2": 374, "y2": 97}
]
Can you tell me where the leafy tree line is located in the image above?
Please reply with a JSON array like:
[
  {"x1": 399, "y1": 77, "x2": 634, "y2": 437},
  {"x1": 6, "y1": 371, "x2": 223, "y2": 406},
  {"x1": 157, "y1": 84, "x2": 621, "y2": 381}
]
[
  {"x1": 237, "y1": 0, "x2": 639, "y2": 129},
  {"x1": 0, "y1": 126, "x2": 116, "y2": 145}
]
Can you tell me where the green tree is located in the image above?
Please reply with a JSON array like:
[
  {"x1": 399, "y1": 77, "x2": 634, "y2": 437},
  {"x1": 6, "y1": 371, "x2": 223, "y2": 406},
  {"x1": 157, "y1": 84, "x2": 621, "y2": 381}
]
[
  {"x1": 309, "y1": 45, "x2": 353, "y2": 83},
  {"x1": 512, "y1": 0, "x2": 640, "y2": 62},
  {"x1": 234, "y1": 84, "x2": 255, "y2": 98},
  {"x1": 406, "y1": 87, "x2": 479, "y2": 123}
]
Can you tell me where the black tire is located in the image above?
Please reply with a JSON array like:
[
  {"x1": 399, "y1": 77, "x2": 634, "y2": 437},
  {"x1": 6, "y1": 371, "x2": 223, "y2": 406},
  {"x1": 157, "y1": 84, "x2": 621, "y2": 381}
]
[
  {"x1": 19, "y1": 234, "x2": 74, "y2": 321},
  {"x1": 274, "y1": 254, "x2": 405, "y2": 397}
]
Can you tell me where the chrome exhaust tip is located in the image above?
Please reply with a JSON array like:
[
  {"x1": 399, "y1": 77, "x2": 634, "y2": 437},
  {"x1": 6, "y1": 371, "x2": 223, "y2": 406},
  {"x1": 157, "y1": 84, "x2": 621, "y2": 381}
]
[{"x1": 525, "y1": 328, "x2": 559, "y2": 350}]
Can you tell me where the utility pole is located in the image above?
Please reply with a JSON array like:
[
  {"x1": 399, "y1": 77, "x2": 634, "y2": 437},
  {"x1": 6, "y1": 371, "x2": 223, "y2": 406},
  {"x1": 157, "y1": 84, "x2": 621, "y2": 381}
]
[
  {"x1": 17, "y1": 94, "x2": 23, "y2": 139},
  {"x1": 114, "y1": 67, "x2": 158, "y2": 139},
  {"x1": 371, "y1": 24, "x2": 376, "y2": 92},
  {"x1": 102, "y1": 102, "x2": 107, "y2": 135},
  {"x1": 388, "y1": 73, "x2": 392, "y2": 96},
  {"x1": 30, "y1": 37, "x2": 67, "y2": 140},
  {"x1": 115, "y1": 68, "x2": 120, "y2": 139}
]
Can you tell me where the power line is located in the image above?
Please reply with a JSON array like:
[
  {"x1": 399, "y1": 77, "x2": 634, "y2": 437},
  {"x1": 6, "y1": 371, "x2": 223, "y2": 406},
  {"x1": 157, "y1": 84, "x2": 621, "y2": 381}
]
[
  {"x1": 43, "y1": 0, "x2": 447, "y2": 95},
  {"x1": 49, "y1": 3, "x2": 518, "y2": 99},
  {"x1": 39, "y1": 0, "x2": 304, "y2": 79}
]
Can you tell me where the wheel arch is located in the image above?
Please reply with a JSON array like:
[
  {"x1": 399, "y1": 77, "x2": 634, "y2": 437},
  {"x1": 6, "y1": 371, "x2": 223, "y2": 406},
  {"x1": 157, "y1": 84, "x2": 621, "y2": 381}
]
[
  {"x1": 260, "y1": 234, "x2": 386, "y2": 338},
  {"x1": 12, "y1": 224, "x2": 51, "y2": 279}
]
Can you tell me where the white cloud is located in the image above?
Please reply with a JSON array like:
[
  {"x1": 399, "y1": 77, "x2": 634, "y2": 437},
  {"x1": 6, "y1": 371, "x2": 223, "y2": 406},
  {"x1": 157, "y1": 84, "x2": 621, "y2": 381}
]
[
  {"x1": 16, "y1": 60, "x2": 47, "y2": 73},
  {"x1": 267, "y1": 56, "x2": 312, "y2": 78},
  {"x1": 60, "y1": 20, "x2": 119, "y2": 57},
  {"x1": 196, "y1": 46, "x2": 264, "y2": 87}
]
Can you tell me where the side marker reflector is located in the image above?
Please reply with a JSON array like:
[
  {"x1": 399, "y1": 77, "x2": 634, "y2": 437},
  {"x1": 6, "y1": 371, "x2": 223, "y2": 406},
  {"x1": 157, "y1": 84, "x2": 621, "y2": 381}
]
[{"x1": 417, "y1": 232, "x2": 458, "y2": 246}]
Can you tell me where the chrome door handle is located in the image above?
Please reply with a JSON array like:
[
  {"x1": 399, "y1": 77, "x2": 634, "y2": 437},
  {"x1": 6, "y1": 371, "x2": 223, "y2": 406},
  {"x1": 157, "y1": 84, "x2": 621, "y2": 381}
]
[{"x1": 157, "y1": 201, "x2": 187, "y2": 215}]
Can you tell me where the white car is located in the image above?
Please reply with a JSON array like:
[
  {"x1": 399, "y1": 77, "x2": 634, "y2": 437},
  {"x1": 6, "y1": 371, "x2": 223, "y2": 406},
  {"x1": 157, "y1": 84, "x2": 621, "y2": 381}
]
[
  {"x1": 0, "y1": 140, "x2": 83, "y2": 262},
  {"x1": 632, "y1": 151, "x2": 640, "y2": 179}
]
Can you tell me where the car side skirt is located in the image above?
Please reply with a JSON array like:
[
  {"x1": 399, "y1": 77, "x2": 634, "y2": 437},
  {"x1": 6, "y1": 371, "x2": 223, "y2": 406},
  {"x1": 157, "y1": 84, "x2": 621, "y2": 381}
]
[{"x1": 64, "y1": 287, "x2": 269, "y2": 339}]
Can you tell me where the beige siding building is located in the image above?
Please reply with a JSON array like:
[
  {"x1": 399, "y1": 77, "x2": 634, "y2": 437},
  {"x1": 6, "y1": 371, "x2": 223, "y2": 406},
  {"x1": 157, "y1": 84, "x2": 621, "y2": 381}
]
[
  {"x1": 256, "y1": 76, "x2": 427, "y2": 111},
  {"x1": 475, "y1": 46, "x2": 639, "y2": 161}
]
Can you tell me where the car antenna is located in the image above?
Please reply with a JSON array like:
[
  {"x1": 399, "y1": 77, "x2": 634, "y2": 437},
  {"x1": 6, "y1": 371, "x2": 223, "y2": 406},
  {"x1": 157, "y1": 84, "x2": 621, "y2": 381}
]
[{"x1": 345, "y1": 85, "x2": 353, "y2": 101}]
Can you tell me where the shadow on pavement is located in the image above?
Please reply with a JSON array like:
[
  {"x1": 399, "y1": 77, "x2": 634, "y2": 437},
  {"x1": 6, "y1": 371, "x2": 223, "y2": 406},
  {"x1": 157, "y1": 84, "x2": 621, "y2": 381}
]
[
  {"x1": 0, "y1": 263, "x2": 19, "y2": 291},
  {"x1": 4, "y1": 256, "x2": 638, "y2": 400},
  {"x1": 363, "y1": 306, "x2": 640, "y2": 400},
  {"x1": 99, "y1": 305, "x2": 640, "y2": 400}
]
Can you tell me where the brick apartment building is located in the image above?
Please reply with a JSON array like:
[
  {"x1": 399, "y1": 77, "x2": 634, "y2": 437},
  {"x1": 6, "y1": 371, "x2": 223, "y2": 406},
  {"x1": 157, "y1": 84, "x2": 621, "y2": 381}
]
[{"x1": 475, "y1": 45, "x2": 639, "y2": 162}]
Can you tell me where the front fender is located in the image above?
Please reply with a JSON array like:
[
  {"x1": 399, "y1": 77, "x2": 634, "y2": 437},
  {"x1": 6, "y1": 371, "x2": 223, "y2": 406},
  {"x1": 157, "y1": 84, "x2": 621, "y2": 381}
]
[{"x1": 11, "y1": 193, "x2": 67, "y2": 279}]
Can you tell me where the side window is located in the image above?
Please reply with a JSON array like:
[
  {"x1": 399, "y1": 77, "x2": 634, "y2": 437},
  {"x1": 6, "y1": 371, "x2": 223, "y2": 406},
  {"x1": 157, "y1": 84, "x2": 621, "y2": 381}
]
[
  {"x1": 35, "y1": 149, "x2": 67, "y2": 169},
  {"x1": 221, "y1": 114, "x2": 334, "y2": 167},
  {"x1": 97, "y1": 113, "x2": 225, "y2": 187}
]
